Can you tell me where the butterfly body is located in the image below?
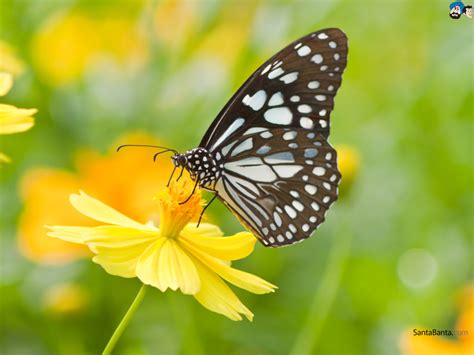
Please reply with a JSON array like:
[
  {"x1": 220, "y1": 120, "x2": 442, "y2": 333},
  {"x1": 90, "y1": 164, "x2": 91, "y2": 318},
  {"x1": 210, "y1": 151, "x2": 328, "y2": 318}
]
[
  {"x1": 172, "y1": 148, "x2": 222, "y2": 190},
  {"x1": 171, "y1": 28, "x2": 348, "y2": 247}
]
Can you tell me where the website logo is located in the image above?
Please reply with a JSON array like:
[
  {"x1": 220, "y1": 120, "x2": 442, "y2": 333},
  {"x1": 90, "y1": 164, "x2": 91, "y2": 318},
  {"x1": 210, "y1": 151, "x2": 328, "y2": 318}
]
[{"x1": 449, "y1": 1, "x2": 473, "y2": 19}]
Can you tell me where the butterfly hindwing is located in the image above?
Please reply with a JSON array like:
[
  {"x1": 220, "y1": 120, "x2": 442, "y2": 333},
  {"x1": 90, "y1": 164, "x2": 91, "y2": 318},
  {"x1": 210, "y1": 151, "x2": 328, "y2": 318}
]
[
  {"x1": 200, "y1": 28, "x2": 348, "y2": 152},
  {"x1": 213, "y1": 127, "x2": 340, "y2": 247}
]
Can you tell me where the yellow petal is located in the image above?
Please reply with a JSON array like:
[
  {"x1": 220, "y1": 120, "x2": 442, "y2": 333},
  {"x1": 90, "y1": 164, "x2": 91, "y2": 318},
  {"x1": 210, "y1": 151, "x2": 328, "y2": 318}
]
[
  {"x1": 92, "y1": 241, "x2": 150, "y2": 278},
  {"x1": 0, "y1": 72, "x2": 13, "y2": 96},
  {"x1": 46, "y1": 225, "x2": 92, "y2": 244},
  {"x1": 137, "y1": 239, "x2": 200, "y2": 294},
  {"x1": 156, "y1": 239, "x2": 200, "y2": 295},
  {"x1": 69, "y1": 191, "x2": 151, "y2": 230},
  {"x1": 0, "y1": 104, "x2": 36, "y2": 134},
  {"x1": 181, "y1": 239, "x2": 276, "y2": 295},
  {"x1": 192, "y1": 259, "x2": 253, "y2": 321},
  {"x1": 180, "y1": 224, "x2": 256, "y2": 261},
  {"x1": 0, "y1": 152, "x2": 11, "y2": 163},
  {"x1": 135, "y1": 238, "x2": 166, "y2": 288},
  {"x1": 83, "y1": 226, "x2": 156, "y2": 247}
]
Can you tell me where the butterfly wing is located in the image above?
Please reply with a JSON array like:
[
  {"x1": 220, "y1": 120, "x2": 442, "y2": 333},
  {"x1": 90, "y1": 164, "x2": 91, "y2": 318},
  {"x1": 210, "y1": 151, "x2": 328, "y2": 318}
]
[
  {"x1": 213, "y1": 127, "x2": 340, "y2": 247},
  {"x1": 200, "y1": 28, "x2": 348, "y2": 151}
]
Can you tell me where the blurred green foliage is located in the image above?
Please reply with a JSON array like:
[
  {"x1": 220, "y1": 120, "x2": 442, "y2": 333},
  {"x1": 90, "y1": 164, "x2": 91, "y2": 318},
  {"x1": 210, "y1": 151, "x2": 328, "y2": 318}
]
[{"x1": 0, "y1": 0, "x2": 472, "y2": 354}]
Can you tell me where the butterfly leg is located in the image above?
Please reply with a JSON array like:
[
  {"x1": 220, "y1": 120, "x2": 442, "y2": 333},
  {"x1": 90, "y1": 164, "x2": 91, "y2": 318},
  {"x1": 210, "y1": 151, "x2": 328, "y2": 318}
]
[
  {"x1": 176, "y1": 166, "x2": 185, "y2": 182},
  {"x1": 196, "y1": 194, "x2": 217, "y2": 228},
  {"x1": 166, "y1": 165, "x2": 177, "y2": 187},
  {"x1": 179, "y1": 178, "x2": 199, "y2": 205}
]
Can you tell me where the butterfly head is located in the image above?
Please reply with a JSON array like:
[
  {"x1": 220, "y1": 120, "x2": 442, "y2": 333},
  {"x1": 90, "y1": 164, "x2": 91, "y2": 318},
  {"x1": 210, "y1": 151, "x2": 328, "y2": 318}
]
[
  {"x1": 171, "y1": 148, "x2": 221, "y2": 189},
  {"x1": 171, "y1": 153, "x2": 187, "y2": 167}
]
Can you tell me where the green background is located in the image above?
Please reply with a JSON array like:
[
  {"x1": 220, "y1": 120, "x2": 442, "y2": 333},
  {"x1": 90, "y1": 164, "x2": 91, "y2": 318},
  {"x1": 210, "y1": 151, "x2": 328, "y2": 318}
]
[{"x1": 1, "y1": 0, "x2": 472, "y2": 354}]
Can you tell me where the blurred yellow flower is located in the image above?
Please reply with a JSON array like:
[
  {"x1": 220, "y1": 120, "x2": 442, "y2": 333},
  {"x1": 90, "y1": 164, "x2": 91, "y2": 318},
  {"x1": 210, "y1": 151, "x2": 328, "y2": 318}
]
[
  {"x1": 154, "y1": 0, "x2": 198, "y2": 50},
  {"x1": 336, "y1": 144, "x2": 360, "y2": 196},
  {"x1": 44, "y1": 283, "x2": 89, "y2": 316},
  {"x1": 0, "y1": 41, "x2": 23, "y2": 72},
  {"x1": 47, "y1": 179, "x2": 276, "y2": 321},
  {"x1": 19, "y1": 134, "x2": 172, "y2": 264},
  {"x1": 192, "y1": 5, "x2": 255, "y2": 69},
  {"x1": 0, "y1": 41, "x2": 36, "y2": 163},
  {"x1": 400, "y1": 284, "x2": 474, "y2": 355},
  {"x1": 31, "y1": 10, "x2": 148, "y2": 86}
]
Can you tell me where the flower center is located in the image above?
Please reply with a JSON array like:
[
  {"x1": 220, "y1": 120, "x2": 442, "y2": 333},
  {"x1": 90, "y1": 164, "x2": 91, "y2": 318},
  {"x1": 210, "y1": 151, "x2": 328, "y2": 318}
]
[{"x1": 155, "y1": 178, "x2": 202, "y2": 239}]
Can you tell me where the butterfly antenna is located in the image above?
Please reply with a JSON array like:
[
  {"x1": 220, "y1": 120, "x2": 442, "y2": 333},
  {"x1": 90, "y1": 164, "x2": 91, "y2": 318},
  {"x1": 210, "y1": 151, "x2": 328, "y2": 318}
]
[
  {"x1": 153, "y1": 149, "x2": 175, "y2": 162},
  {"x1": 116, "y1": 144, "x2": 178, "y2": 155}
]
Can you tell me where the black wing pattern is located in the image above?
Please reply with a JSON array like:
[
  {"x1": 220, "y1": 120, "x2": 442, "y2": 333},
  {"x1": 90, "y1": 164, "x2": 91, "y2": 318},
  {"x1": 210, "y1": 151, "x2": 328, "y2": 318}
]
[
  {"x1": 200, "y1": 28, "x2": 348, "y2": 150},
  {"x1": 199, "y1": 28, "x2": 348, "y2": 247},
  {"x1": 213, "y1": 127, "x2": 340, "y2": 247}
]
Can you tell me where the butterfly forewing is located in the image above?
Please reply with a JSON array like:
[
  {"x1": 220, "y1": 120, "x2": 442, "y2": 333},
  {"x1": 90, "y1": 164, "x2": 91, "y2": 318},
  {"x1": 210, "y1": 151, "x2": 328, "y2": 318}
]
[
  {"x1": 213, "y1": 127, "x2": 340, "y2": 247},
  {"x1": 200, "y1": 28, "x2": 348, "y2": 151}
]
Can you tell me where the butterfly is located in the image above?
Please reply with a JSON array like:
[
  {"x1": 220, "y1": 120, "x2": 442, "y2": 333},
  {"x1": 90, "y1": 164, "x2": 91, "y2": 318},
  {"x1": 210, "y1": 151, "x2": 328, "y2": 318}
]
[{"x1": 121, "y1": 28, "x2": 348, "y2": 247}]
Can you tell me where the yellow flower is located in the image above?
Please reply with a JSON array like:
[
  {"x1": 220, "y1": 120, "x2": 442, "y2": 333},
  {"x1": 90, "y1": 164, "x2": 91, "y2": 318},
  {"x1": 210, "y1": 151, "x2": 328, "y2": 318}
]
[
  {"x1": 0, "y1": 42, "x2": 36, "y2": 163},
  {"x1": 400, "y1": 284, "x2": 474, "y2": 355},
  {"x1": 192, "y1": 5, "x2": 255, "y2": 70},
  {"x1": 19, "y1": 134, "x2": 172, "y2": 264},
  {"x1": 32, "y1": 10, "x2": 148, "y2": 86},
  {"x1": 0, "y1": 41, "x2": 24, "y2": 76},
  {"x1": 44, "y1": 283, "x2": 89, "y2": 316},
  {"x1": 336, "y1": 144, "x2": 360, "y2": 196},
  {"x1": 154, "y1": 0, "x2": 199, "y2": 51},
  {"x1": 47, "y1": 178, "x2": 277, "y2": 321}
]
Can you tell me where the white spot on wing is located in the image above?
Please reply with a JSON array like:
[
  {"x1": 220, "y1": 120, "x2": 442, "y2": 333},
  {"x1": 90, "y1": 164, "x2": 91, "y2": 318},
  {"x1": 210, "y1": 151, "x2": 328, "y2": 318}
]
[
  {"x1": 224, "y1": 160, "x2": 277, "y2": 182},
  {"x1": 264, "y1": 151, "x2": 295, "y2": 164},
  {"x1": 292, "y1": 200, "x2": 304, "y2": 211},
  {"x1": 274, "y1": 165, "x2": 304, "y2": 178},
  {"x1": 211, "y1": 118, "x2": 245, "y2": 151},
  {"x1": 297, "y1": 45, "x2": 311, "y2": 56},
  {"x1": 298, "y1": 104, "x2": 312, "y2": 113},
  {"x1": 284, "y1": 205, "x2": 297, "y2": 218},
  {"x1": 318, "y1": 33, "x2": 328, "y2": 39},
  {"x1": 313, "y1": 167, "x2": 326, "y2": 176},
  {"x1": 268, "y1": 92, "x2": 284, "y2": 106},
  {"x1": 290, "y1": 95, "x2": 300, "y2": 102},
  {"x1": 261, "y1": 64, "x2": 271, "y2": 75},
  {"x1": 244, "y1": 127, "x2": 267, "y2": 135},
  {"x1": 230, "y1": 137, "x2": 253, "y2": 157},
  {"x1": 243, "y1": 90, "x2": 267, "y2": 111},
  {"x1": 280, "y1": 72, "x2": 298, "y2": 84},
  {"x1": 268, "y1": 67, "x2": 284, "y2": 79},
  {"x1": 273, "y1": 212, "x2": 282, "y2": 227},
  {"x1": 283, "y1": 131, "x2": 297, "y2": 140},
  {"x1": 308, "y1": 80, "x2": 320, "y2": 89},
  {"x1": 311, "y1": 54, "x2": 323, "y2": 64},
  {"x1": 264, "y1": 107, "x2": 292, "y2": 125},
  {"x1": 305, "y1": 184, "x2": 317, "y2": 195},
  {"x1": 300, "y1": 117, "x2": 313, "y2": 129}
]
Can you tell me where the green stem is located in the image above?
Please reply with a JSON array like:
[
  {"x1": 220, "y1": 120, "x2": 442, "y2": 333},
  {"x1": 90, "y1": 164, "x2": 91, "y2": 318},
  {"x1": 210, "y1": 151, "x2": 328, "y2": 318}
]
[
  {"x1": 290, "y1": 229, "x2": 352, "y2": 355},
  {"x1": 102, "y1": 284, "x2": 147, "y2": 355}
]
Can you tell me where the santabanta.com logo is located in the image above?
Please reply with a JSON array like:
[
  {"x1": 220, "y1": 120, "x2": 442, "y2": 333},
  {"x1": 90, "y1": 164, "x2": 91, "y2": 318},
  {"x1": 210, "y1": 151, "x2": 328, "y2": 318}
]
[{"x1": 413, "y1": 328, "x2": 469, "y2": 337}]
